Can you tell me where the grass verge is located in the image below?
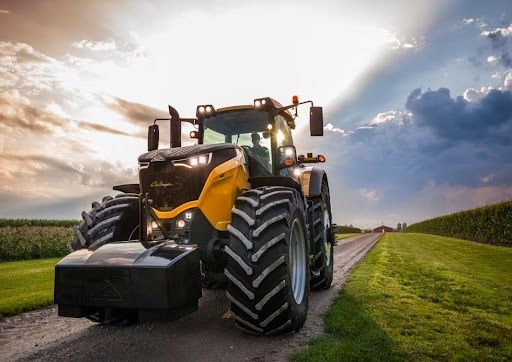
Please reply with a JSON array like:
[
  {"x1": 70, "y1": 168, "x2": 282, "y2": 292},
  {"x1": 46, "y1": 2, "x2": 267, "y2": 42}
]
[
  {"x1": 0, "y1": 258, "x2": 59, "y2": 318},
  {"x1": 336, "y1": 233, "x2": 360, "y2": 240},
  {"x1": 293, "y1": 233, "x2": 512, "y2": 361}
]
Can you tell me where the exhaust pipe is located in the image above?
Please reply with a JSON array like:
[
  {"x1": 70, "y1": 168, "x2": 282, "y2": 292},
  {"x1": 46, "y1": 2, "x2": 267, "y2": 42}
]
[{"x1": 169, "y1": 105, "x2": 181, "y2": 148}]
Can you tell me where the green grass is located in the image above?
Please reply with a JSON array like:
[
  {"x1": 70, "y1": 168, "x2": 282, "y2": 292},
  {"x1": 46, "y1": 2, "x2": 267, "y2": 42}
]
[
  {"x1": 0, "y1": 226, "x2": 72, "y2": 261},
  {"x1": 0, "y1": 258, "x2": 59, "y2": 318},
  {"x1": 293, "y1": 233, "x2": 512, "y2": 361},
  {"x1": 336, "y1": 233, "x2": 360, "y2": 240}
]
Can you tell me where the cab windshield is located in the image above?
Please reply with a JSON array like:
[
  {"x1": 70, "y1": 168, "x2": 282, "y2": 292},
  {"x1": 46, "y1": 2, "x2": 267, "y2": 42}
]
[{"x1": 203, "y1": 110, "x2": 272, "y2": 174}]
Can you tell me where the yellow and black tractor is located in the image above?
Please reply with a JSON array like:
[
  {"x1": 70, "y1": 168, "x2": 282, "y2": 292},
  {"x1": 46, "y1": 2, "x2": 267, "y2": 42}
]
[{"x1": 54, "y1": 96, "x2": 333, "y2": 335}]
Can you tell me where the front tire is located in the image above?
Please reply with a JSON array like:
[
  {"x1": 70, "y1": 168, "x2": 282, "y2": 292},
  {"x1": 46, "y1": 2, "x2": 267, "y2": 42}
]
[
  {"x1": 68, "y1": 193, "x2": 139, "y2": 252},
  {"x1": 225, "y1": 186, "x2": 310, "y2": 335},
  {"x1": 310, "y1": 180, "x2": 334, "y2": 290}
]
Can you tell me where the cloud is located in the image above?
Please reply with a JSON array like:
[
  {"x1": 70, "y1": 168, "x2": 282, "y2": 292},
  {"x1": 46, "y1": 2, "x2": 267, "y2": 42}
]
[
  {"x1": 72, "y1": 39, "x2": 117, "y2": 51},
  {"x1": 76, "y1": 120, "x2": 133, "y2": 137},
  {"x1": 0, "y1": 91, "x2": 67, "y2": 134},
  {"x1": 480, "y1": 174, "x2": 495, "y2": 184},
  {"x1": 106, "y1": 97, "x2": 168, "y2": 125},
  {"x1": 405, "y1": 87, "x2": 512, "y2": 142},
  {"x1": 310, "y1": 73, "x2": 512, "y2": 227},
  {"x1": 477, "y1": 24, "x2": 512, "y2": 70},
  {"x1": 0, "y1": 90, "x2": 135, "y2": 138},
  {"x1": 0, "y1": 153, "x2": 136, "y2": 198},
  {"x1": 0, "y1": 40, "x2": 158, "y2": 218},
  {"x1": 0, "y1": 9, "x2": 10, "y2": 15},
  {"x1": 359, "y1": 188, "x2": 380, "y2": 201},
  {"x1": 324, "y1": 123, "x2": 346, "y2": 135},
  {"x1": 482, "y1": 25, "x2": 512, "y2": 49}
]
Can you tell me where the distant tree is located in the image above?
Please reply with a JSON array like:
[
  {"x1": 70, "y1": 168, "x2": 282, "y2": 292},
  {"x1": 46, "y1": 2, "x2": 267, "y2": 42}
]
[{"x1": 333, "y1": 224, "x2": 362, "y2": 234}]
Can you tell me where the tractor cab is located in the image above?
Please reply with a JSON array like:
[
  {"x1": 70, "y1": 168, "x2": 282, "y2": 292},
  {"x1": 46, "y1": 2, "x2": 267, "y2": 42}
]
[
  {"x1": 147, "y1": 97, "x2": 325, "y2": 179},
  {"x1": 200, "y1": 105, "x2": 293, "y2": 177}
]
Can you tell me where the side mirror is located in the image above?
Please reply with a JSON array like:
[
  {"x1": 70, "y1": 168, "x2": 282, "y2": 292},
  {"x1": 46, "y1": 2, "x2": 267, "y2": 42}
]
[
  {"x1": 148, "y1": 125, "x2": 159, "y2": 151},
  {"x1": 310, "y1": 106, "x2": 324, "y2": 136},
  {"x1": 277, "y1": 146, "x2": 297, "y2": 169}
]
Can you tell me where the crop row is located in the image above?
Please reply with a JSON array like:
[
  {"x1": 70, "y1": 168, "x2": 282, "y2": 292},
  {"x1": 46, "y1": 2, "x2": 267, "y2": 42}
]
[
  {"x1": 405, "y1": 200, "x2": 512, "y2": 246},
  {"x1": 0, "y1": 226, "x2": 73, "y2": 261},
  {"x1": 0, "y1": 218, "x2": 79, "y2": 228}
]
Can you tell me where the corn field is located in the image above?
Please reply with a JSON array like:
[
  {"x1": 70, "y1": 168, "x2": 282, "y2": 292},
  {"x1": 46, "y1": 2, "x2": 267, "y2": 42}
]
[
  {"x1": 0, "y1": 226, "x2": 74, "y2": 261},
  {"x1": 0, "y1": 219, "x2": 79, "y2": 228},
  {"x1": 405, "y1": 200, "x2": 512, "y2": 246}
]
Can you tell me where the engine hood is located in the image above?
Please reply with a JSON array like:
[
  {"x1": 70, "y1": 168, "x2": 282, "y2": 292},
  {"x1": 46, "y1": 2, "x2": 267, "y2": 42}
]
[{"x1": 138, "y1": 143, "x2": 235, "y2": 163}]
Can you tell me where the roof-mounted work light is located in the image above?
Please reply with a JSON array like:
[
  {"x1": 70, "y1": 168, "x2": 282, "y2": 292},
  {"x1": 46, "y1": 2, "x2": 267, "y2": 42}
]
[
  {"x1": 253, "y1": 97, "x2": 274, "y2": 111},
  {"x1": 196, "y1": 104, "x2": 216, "y2": 118}
]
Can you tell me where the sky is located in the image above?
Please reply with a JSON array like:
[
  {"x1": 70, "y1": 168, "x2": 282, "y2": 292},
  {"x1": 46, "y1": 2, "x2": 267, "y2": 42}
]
[{"x1": 0, "y1": 0, "x2": 511, "y2": 228}]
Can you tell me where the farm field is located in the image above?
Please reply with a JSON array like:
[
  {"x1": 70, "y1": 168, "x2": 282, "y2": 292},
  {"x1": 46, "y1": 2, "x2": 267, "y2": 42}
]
[
  {"x1": 0, "y1": 258, "x2": 59, "y2": 317},
  {"x1": 294, "y1": 233, "x2": 512, "y2": 361},
  {"x1": 0, "y1": 221, "x2": 75, "y2": 261},
  {"x1": 406, "y1": 199, "x2": 512, "y2": 246}
]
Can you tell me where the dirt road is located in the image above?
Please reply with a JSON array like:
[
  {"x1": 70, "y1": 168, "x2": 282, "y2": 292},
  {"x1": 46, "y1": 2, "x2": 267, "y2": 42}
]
[{"x1": 0, "y1": 233, "x2": 381, "y2": 362}]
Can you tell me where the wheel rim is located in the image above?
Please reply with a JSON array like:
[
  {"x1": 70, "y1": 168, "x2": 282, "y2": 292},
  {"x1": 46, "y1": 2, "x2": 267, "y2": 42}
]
[
  {"x1": 289, "y1": 218, "x2": 306, "y2": 304},
  {"x1": 323, "y1": 209, "x2": 332, "y2": 267}
]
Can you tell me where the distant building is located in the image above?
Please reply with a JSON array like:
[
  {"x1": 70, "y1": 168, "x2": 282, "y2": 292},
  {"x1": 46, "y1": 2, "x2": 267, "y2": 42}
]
[{"x1": 373, "y1": 225, "x2": 394, "y2": 233}]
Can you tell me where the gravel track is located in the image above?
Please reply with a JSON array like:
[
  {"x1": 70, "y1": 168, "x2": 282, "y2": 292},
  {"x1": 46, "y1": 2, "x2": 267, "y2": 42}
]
[{"x1": 0, "y1": 233, "x2": 381, "y2": 362}]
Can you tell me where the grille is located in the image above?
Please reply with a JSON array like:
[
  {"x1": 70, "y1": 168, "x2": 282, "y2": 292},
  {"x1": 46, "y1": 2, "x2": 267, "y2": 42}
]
[{"x1": 140, "y1": 162, "x2": 207, "y2": 211}]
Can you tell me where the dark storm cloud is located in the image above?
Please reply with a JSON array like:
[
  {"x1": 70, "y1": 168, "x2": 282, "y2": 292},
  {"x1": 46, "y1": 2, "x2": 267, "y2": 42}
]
[
  {"x1": 405, "y1": 87, "x2": 512, "y2": 142},
  {"x1": 481, "y1": 25, "x2": 512, "y2": 69},
  {"x1": 313, "y1": 76, "x2": 512, "y2": 226},
  {"x1": 483, "y1": 26, "x2": 511, "y2": 51}
]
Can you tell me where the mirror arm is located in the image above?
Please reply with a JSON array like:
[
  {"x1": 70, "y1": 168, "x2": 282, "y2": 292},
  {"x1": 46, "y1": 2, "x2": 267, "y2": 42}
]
[
  {"x1": 275, "y1": 100, "x2": 313, "y2": 114},
  {"x1": 153, "y1": 118, "x2": 170, "y2": 125}
]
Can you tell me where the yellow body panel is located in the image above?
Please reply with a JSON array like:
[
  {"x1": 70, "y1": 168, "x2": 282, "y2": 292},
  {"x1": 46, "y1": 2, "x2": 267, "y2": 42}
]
[{"x1": 152, "y1": 149, "x2": 249, "y2": 230}]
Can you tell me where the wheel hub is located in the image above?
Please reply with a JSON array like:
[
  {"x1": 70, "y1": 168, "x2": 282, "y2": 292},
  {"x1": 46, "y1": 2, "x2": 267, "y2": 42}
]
[
  {"x1": 323, "y1": 209, "x2": 332, "y2": 267},
  {"x1": 289, "y1": 219, "x2": 306, "y2": 304}
]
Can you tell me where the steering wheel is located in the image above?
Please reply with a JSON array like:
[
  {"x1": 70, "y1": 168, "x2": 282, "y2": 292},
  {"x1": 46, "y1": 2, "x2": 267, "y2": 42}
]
[{"x1": 241, "y1": 145, "x2": 254, "y2": 158}]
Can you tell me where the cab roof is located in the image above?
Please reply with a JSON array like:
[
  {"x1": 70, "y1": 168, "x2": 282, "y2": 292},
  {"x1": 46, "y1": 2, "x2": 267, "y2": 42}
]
[{"x1": 215, "y1": 99, "x2": 295, "y2": 128}]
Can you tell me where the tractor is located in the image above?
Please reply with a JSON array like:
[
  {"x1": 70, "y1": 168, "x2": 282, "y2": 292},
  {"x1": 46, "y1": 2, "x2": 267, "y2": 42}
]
[{"x1": 54, "y1": 96, "x2": 334, "y2": 335}]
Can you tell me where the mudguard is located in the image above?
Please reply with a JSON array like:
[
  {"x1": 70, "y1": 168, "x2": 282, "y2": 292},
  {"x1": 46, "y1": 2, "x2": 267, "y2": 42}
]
[
  {"x1": 305, "y1": 168, "x2": 328, "y2": 198},
  {"x1": 54, "y1": 241, "x2": 201, "y2": 323}
]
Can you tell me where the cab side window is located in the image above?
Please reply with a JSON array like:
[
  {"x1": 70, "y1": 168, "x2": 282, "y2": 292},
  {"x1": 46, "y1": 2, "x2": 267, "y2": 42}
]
[{"x1": 274, "y1": 115, "x2": 293, "y2": 147}]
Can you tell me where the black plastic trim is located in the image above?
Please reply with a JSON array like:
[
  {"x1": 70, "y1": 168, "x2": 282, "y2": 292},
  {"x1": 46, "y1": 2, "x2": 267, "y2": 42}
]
[
  {"x1": 113, "y1": 184, "x2": 140, "y2": 194},
  {"x1": 249, "y1": 176, "x2": 303, "y2": 193},
  {"x1": 307, "y1": 168, "x2": 327, "y2": 198}
]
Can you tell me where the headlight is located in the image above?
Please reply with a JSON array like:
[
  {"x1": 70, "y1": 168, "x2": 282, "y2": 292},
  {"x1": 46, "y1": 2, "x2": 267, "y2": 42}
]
[
  {"x1": 147, "y1": 217, "x2": 165, "y2": 241},
  {"x1": 172, "y1": 153, "x2": 212, "y2": 168}
]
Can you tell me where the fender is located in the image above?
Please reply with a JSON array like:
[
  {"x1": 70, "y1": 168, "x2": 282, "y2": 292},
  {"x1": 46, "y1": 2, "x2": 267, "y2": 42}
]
[
  {"x1": 113, "y1": 184, "x2": 140, "y2": 194},
  {"x1": 249, "y1": 176, "x2": 303, "y2": 194},
  {"x1": 302, "y1": 168, "x2": 328, "y2": 198}
]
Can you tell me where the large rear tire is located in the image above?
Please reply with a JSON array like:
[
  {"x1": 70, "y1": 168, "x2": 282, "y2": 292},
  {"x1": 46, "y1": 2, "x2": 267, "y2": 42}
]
[
  {"x1": 310, "y1": 180, "x2": 334, "y2": 290},
  {"x1": 68, "y1": 193, "x2": 139, "y2": 252},
  {"x1": 225, "y1": 186, "x2": 309, "y2": 335}
]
